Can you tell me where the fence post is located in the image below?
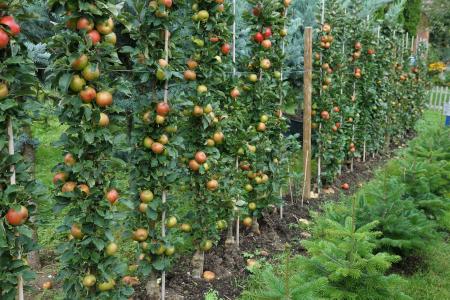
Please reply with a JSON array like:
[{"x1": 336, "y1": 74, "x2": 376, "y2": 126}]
[
  {"x1": 302, "y1": 27, "x2": 313, "y2": 201},
  {"x1": 429, "y1": 88, "x2": 432, "y2": 109}
]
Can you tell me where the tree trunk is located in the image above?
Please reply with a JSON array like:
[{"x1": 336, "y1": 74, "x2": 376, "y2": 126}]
[
  {"x1": 251, "y1": 216, "x2": 261, "y2": 235},
  {"x1": 191, "y1": 250, "x2": 204, "y2": 279},
  {"x1": 224, "y1": 217, "x2": 235, "y2": 248},
  {"x1": 145, "y1": 273, "x2": 161, "y2": 300}
]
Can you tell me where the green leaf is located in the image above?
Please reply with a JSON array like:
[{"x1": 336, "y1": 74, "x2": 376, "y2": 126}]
[{"x1": 59, "y1": 73, "x2": 72, "y2": 93}]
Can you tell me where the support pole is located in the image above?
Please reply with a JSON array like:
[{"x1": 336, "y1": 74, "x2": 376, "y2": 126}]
[
  {"x1": 7, "y1": 118, "x2": 16, "y2": 184},
  {"x1": 279, "y1": 189, "x2": 283, "y2": 219},
  {"x1": 160, "y1": 28, "x2": 170, "y2": 300},
  {"x1": 236, "y1": 215, "x2": 240, "y2": 248},
  {"x1": 232, "y1": 0, "x2": 236, "y2": 76},
  {"x1": 303, "y1": 27, "x2": 312, "y2": 200},
  {"x1": 279, "y1": 5, "x2": 288, "y2": 218},
  {"x1": 231, "y1": 0, "x2": 237, "y2": 245},
  {"x1": 8, "y1": 118, "x2": 23, "y2": 300}
]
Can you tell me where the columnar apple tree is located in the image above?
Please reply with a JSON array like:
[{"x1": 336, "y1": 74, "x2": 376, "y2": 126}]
[
  {"x1": 48, "y1": 0, "x2": 133, "y2": 298},
  {"x1": 312, "y1": 0, "x2": 353, "y2": 186},
  {"x1": 119, "y1": 0, "x2": 186, "y2": 296},
  {"x1": 239, "y1": 0, "x2": 296, "y2": 233},
  {"x1": 179, "y1": 0, "x2": 235, "y2": 278},
  {"x1": 0, "y1": 8, "x2": 42, "y2": 299}
]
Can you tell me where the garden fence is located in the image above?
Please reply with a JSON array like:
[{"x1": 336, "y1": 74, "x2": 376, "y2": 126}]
[{"x1": 428, "y1": 86, "x2": 450, "y2": 111}]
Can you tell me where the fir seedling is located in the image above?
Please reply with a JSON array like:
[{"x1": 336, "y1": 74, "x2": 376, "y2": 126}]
[{"x1": 299, "y1": 197, "x2": 411, "y2": 300}]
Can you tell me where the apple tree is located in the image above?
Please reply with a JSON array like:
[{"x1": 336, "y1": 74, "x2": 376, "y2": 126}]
[
  {"x1": 118, "y1": 0, "x2": 188, "y2": 297},
  {"x1": 176, "y1": 0, "x2": 236, "y2": 278},
  {"x1": 0, "y1": 5, "x2": 43, "y2": 299},
  {"x1": 47, "y1": 0, "x2": 133, "y2": 298},
  {"x1": 238, "y1": 0, "x2": 298, "y2": 233}
]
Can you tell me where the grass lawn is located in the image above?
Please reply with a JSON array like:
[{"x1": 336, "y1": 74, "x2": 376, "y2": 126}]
[
  {"x1": 399, "y1": 239, "x2": 450, "y2": 300},
  {"x1": 33, "y1": 118, "x2": 66, "y2": 250}
]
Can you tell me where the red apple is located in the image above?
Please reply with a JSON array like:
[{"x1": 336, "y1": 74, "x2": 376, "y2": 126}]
[
  {"x1": 156, "y1": 102, "x2": 170, "y2": 116},
  {"x1": 263, "y1": 27, "x2": 272, "y2": 38},
  {"x1": 86, "y1": 30, "x2": 101, "y2": 45},
  {"x1": 151, "y1": 142, "x2": 164, "y2": 154},
  {"x1": 0, "y1": 29, "x2": 10, "y2": 48},
  {"x1": 80, "y1": 86, "x2": 97, "y2": 103},
  {"x1": 320, "y1": 111, "x2": 330, "y2": 120},
  {"x1": 77, "y1": 17, "x2": 94, "y2": 31},
  {"x1": 5, "y1": 206, "x2": 28, "y2": 226},
  {"x1": 254, "y1": 32, "x2": 263, "y2": 43},
  {"x1": 261, "y1": 39, "x2": 272, "y2": 49},
  {"x1": 0, "y1": 16, "x2": 20, "y2": 36},
  {"x1": 230, "y1": 88, "x2": 240, "y2": 99},
  {"x1": 195, "y1": 151, "x2": 207, "y2": 164},
  {"x1": 221, "y1": 43, "x2": 230, "y2": 55},
  {"x1": 106, "y1": 189, "x2": 119, "y2": 204}
]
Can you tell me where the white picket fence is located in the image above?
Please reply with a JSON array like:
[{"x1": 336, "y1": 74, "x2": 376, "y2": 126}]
[{"x1": 428, "y1": 86, "x2": 450, "y2": 111}]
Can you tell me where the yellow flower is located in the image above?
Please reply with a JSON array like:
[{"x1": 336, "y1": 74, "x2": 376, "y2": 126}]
[{"x1": 428, "y1": 61, "x2": 446, "y2": 72}]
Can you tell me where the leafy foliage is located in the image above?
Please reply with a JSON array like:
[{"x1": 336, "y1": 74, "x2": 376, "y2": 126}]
[{"x1": 0, "y1": 4, "x2": 43, "y2": 299}]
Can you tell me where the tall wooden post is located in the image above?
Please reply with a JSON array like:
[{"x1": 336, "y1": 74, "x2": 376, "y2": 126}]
[
  {"x1": 160, "y1": 28, "x2": 170, "y2": 300},
  {"x1": 302, "y1": 27, "x2": 313, "y2": 200},
  {"x1": 7, "y1": 118, "x2": 23, "y2": 300}
]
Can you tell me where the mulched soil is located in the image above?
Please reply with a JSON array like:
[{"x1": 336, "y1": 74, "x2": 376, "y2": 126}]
[{"x1": 29, "y1": 135, "x2": 415, "y2": 300}]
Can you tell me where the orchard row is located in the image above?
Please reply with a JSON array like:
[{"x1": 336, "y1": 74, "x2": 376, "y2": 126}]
[{"x1": 313, "y1": 0, "x2": 427, "y2": 186}]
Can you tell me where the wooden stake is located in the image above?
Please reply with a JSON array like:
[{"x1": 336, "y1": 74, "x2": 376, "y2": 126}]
[
  {"x1": 161, "y1": 28, "x2": 170, "y2": 300},
  {"x1": 279, "y1": 6, "x2": 288, "y2": 218},
  {"x1": 8, "y1": 118, "x2": 23, "y2": 300},
  {"x1": 8, "y1": 118, "x2": 16, "y2": 184},
  {"x1": 363, "y1": 141, "x2": 366, "y2": 162},
  {"x1": 161, "y1": 191, "x2": 166, "y2": 300},
  {"x1": 303, "y1": 27, "x2": 312, "y2": 200},
  {"x1": 279, "y1": 189, "x2": 283, "y2": 219},
  {"x1": 377, "y1": 26, "x2": 381, "y2": 44},
  {"x1": 288, "y1": 165, "x2": 294, "y2": 204},
  {"x1": 351, "y1": 82, "x2": 356, "y2": 172},
  {"x1": 236, "y1": 215, "x2": 240, "y2": 248},
  {"x1": 301, "y1": 150, "x2": 309, "y2": 207},
  {"x1": 232, "y1": 0, "x2": 236, "y2": 75},
  {"x1": 321, "y1": 0, "x2": 325, "y2": 24}
]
